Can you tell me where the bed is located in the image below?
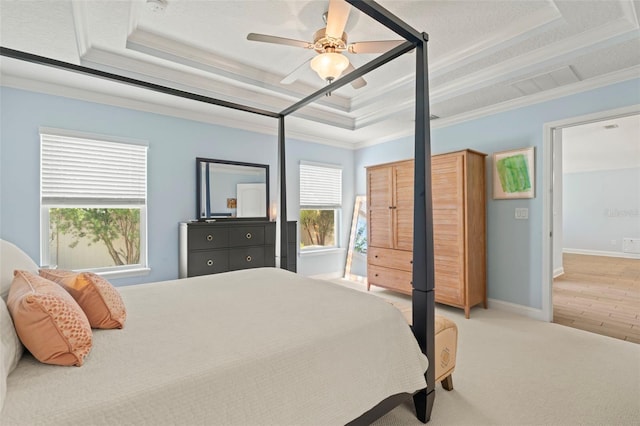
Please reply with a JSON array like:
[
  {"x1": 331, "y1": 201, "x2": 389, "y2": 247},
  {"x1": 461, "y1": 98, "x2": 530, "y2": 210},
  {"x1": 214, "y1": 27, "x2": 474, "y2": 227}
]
[
  {"x1": 0, "y1": 0, "x2": 437, "y2": 423},
  {"x1": 0, "y1": 240, "x2": 427, "y2": 425}
]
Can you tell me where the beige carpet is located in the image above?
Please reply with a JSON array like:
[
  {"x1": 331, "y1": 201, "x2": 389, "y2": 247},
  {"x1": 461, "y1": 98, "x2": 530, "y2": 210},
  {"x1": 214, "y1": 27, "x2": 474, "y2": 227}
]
[{"x1": 327, "y1": 278, "x2": 640, "y2": 426}]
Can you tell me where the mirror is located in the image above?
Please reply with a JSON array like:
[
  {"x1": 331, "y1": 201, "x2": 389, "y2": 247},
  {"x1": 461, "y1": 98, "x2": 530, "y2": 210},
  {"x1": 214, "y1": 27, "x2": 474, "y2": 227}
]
[
  {"x1": 344, "y1": 195, "x2": 367, "y2": 282},
  {"x1": 196, "y1": 158, "x2": 269, "y2": 220}
]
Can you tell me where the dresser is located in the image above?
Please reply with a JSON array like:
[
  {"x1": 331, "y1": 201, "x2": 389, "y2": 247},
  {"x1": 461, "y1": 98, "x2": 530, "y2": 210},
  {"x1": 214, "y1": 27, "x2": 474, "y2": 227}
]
[
  {"x1": 366, "y1": 149, "x2": 487, "y2": 318},
  {"x1": 179, "y1": 221, "x2": 297, "y2": 278}
]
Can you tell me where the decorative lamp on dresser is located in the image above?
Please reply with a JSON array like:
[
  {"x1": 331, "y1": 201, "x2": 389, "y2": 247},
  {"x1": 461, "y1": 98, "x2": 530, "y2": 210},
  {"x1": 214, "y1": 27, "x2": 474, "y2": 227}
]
[{"x1": 366, "y1": 149, "x2": 487, "y2": 318}]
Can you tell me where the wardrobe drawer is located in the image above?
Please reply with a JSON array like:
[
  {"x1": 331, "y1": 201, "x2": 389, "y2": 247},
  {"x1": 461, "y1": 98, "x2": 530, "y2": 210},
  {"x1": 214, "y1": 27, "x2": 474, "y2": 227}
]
[
  {"x1": 187, "y1": 249, "x2": 229, "y2": 276},
  {"x1": 368, "y1": 265, "x2": 412, "y2": 295},
  {"x1": 188, "y1": 227, "x2": 229, "y2": 250},
  {"x1": 368, "y1": 247, "x2": 413, "y2": 272},
  {"x1": 229, "y1": 246, "x2": 266, "y2": 270},
  {"x1": 229, "y1": 226, "x2": 265, "y2": 247}
]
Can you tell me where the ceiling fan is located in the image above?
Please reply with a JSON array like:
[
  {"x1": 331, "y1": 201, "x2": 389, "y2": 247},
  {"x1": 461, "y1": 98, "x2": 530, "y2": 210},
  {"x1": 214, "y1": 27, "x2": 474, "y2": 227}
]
[{"x1": 247, "y1": 0, "x2": 403, "y2": 89}]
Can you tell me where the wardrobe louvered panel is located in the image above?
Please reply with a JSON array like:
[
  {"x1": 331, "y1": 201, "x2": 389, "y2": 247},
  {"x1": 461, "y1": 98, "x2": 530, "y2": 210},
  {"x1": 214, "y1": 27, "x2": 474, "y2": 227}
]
[
  {"x1": 368, "y1": 166, "x2": 394, "y2": 249},
  {"x1": 394, "y1": 162, "x2": 414, "y2": 251},
  {"x1": 432, "y1": 155, "x2": 463, "y2": 209},
  {"x1": 433, "y1": 207, "x2": 464, "y2": 305}
]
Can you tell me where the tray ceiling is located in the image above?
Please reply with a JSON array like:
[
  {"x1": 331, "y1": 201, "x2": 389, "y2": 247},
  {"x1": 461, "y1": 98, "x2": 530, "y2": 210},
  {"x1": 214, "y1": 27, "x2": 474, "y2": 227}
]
[{"x1": 1, "y1": 0, "x2": 638, "y2": 148}]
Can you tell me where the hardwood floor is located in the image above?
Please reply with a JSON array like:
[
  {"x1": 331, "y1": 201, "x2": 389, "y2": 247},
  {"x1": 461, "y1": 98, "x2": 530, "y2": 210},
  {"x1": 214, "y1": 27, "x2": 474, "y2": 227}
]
[{"x1": 553, "y1": 253, "x2": 640, "y2": 343}]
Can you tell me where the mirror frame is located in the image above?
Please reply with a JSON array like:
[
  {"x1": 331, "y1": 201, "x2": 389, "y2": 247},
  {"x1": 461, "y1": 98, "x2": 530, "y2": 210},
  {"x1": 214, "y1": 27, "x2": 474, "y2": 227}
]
[
  {"x1": 344, "y1": 195, "x2": 368, "y2": 283},
  {"x1": 196, "y1": 157, "x2": 270, "y2": 221}
]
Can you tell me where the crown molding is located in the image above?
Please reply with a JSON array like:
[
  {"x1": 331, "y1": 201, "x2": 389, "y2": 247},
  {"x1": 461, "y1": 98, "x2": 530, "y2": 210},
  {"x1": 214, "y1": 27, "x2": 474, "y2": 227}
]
[
  {"x1": 435, "y1": 65, "x2": 640, "y2": 128},
  {"x1": 430, "y1": 0, "x2": 564, "y2": 78},
  {"x1": 350, "y1": 0, "x2": 562, "y2": 111},
  {"x1": 70, "y1": 0, "x2": 90, "y2": 58},
  {"x1": 2, "y1": 63, "x2": 636, "y2": 152},
  {"x1": 352, "y1": 3, "x2": 639, "y2": 120},
  {"x1": 353, "y1": 65, "x2": 640, "y2": 150},
  {"x1": 430, "y1": 16, "x2": 640, "y2": 104},
  {"x1": 80, "y1": 46, "x2": 356, "y2": 130},
  {"x1": 125, "y1": 28, "x2": 350, "y2": 112}
]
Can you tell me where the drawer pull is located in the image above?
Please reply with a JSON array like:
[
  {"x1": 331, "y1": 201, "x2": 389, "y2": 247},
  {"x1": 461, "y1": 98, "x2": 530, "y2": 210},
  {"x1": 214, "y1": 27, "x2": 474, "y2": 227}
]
[
  {"x1": 246, "y1": 255, "x2": 252, "y2": 262},
  {"x1": 206, "y1": 259, "x2": 214, "y2": 266},
  {"x1": 410, "y1": 260, "x2": 413, "y2": 264},
  {"x1": 374, "y1": 255, "x2": 379, "y2": 258},
  {"x1": 206, "y1": 234, "x2": 213, "y2": 242},
  {"x1": 375, "y1": 273, "x2": 379, "y2": 277},
  {"x1": 246, "y1": 232, "x2": 252, "y2": 239}
]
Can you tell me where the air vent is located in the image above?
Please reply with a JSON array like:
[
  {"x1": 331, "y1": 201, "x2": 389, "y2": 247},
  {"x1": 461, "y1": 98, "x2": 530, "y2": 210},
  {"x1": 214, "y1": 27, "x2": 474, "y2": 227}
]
[
  {"x1": 603, "y1": 124, "x2": 619, "y2": 130},
  {"x1": 509, "y1": 65, "x2": 580, "y2": 96},
  {"x1": 430, "y1": 115, "x2": 440, "y2": 120}
]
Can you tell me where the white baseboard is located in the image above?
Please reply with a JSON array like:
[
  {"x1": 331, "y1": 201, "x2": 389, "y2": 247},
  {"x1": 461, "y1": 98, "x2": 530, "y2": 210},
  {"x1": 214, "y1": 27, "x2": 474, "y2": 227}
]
[
  {"x1": 488, "y1": 298, "x2": 546, "y2": 321},
  {"x1": 553, "y1": 267, "x2": 565, "y2": 278},
  {"x1": 563, "y1": 248, "x2": 640, "y2": 259}
]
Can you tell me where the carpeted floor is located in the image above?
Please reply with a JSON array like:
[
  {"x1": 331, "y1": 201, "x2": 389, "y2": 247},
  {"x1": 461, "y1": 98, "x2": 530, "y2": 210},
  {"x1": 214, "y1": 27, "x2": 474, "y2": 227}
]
[{"x1": 327, "y1": 278, "x2": 640, "y2": 426}]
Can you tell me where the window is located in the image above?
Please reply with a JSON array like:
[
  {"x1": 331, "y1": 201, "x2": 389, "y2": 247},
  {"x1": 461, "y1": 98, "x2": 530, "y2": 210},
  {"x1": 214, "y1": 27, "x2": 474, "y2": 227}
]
[
  {"x1": 40, "y1": 130, "x2": 148, "y2": 276},
  {"x1": 299, "y1": 161, "x2": 342, "y2": 251}
]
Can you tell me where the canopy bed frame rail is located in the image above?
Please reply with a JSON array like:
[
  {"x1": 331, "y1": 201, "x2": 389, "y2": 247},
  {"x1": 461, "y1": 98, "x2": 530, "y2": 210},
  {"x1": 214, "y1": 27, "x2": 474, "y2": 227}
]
[{"x1": 0, "y1": 0, "x2": 435, "y2": 421}]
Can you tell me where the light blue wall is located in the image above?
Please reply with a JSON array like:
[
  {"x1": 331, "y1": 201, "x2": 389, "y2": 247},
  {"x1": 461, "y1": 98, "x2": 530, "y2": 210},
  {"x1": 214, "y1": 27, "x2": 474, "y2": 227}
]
[
  {"x1": 355, "y1": 78, "x2": 640, "y2": 309},
  {"x1": 563, "y1": 167, "x2": 640, "y2": 253},
  {"x1": 0, "y1": 87, "x2": 353, "y2": 285}
]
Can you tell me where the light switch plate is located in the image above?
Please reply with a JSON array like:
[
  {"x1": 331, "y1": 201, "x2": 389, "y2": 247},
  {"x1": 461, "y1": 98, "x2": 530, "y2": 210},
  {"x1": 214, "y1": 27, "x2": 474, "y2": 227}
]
[{"x1": 515, "y1": 208, "x2": 528, "y2": 219}]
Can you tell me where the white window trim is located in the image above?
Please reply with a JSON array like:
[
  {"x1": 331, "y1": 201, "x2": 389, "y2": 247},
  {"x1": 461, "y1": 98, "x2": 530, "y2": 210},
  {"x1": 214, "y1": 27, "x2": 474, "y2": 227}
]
[
  {"x1": 299, "y1": 159, "x2": 343, "y2": 251},
  {"x1": 40, "y1": 129, "x2": 149, "y2": 278}
]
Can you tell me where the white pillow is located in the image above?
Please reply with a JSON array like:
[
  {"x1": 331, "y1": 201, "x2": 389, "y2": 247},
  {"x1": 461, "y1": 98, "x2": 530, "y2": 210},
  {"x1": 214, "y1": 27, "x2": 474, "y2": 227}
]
[
  {"x1": 1, "y1": 299, "x2": 23, "y2": 412},
  {"x1": 0, "y1": 240, "x2": 39, "y2": 301}
]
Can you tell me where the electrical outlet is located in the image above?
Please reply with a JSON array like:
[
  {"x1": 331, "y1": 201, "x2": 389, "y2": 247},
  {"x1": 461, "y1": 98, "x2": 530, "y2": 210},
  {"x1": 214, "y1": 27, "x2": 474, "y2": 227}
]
[
  {"x1": 623, "y1": 238, "x2": 640, "y2": 254},
  {"x1": 515, "y1": 208, "x2": 528, "y2": 220}
]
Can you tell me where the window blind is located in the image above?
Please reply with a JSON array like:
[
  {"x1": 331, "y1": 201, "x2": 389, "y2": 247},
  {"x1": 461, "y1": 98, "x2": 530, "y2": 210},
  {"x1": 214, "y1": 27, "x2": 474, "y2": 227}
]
[
  {"x1": 41, "y1": 133, "x2": 147, "y2": 205},
  {"x1": 299, "y1": 162, "x2": 342, "y2": 207}
]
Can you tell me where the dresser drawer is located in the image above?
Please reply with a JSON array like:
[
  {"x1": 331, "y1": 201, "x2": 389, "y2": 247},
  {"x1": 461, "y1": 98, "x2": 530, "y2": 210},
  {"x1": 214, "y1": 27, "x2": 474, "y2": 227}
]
[
  {"x1": 188, "y1": 227, "x2": 229, "y2": 250},
  {"x1": 368, "y1": 265, "x2": 412, "y2": 295},
  {"x1": 229, "y1": 226, "x2": 265, "y2": 247},
  {"x1": 187, "y1": 249, "x2": 229, "y2": 276},
  {"x1": 368, "y1": 247, "x2": 413, "y2": 272},
  {"x1": 229, "y1": 246, "x2": 266, "y2": 270}
]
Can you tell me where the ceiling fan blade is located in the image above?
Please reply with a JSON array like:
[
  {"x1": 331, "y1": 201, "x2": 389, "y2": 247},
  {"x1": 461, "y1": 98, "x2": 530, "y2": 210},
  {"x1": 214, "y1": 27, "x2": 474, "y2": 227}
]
[
  {"x1": 344, "y1": 63, "x2": 367, "y2": 89},
  {"x1": 280, "y1": 58, "x2": 313, "y2": 85},
  {"x1": 325, "y1": 0, "x2": 351, "y2": 39},
  {"x1": 348, "y1": 40, "x2": 405, "y2": 54},
  {"x1": 247, "y1": 33, "x2": 313, "y2": 49}
]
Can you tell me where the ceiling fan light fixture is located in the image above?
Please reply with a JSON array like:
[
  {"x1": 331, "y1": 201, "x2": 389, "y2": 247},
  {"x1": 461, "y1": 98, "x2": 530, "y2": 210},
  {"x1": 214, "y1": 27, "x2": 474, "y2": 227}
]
[{"x1": 310, "y1": 52, "x2": 349, "y2": 82}]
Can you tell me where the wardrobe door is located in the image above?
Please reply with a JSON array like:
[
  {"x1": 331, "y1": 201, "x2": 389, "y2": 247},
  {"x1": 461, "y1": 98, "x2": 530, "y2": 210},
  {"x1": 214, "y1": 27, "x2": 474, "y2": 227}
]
[
  {"x1": 394, "y1": 162, "x2": 414, "y2": 251},
  {"x1": 432, "y1": 153, "x2": 465, "y2": 306},
  {"x1": 368, "y1": 166, "x2": 394, "y2": 249}
]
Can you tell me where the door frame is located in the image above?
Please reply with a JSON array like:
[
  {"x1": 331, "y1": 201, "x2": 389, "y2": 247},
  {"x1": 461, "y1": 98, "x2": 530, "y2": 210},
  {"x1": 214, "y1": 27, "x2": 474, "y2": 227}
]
[{"x1": 541, "y1": 104, "x2": 640, "y2": 322}]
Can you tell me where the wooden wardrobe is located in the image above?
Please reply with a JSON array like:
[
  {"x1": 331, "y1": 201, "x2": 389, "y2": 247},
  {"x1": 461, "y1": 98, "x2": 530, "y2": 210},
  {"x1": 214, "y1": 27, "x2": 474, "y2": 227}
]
[{"x1": 366, "y1": 149, "x2": 487, "y2": 318}]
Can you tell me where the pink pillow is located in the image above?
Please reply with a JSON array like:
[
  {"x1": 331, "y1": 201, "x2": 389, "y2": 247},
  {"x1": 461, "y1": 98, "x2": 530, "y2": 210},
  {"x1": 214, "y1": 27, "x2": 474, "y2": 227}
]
[
  {"x1": 7, "y1": 270, "x2": 92, "y2": 366},
  {"x1": 39, "y1": 270, "x2": 126, "y2": 329}
]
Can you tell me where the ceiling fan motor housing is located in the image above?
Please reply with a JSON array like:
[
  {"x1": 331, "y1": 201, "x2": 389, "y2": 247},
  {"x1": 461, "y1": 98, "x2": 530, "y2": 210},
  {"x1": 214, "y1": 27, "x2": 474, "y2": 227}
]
[{"x1": 313, "y1": 28, "x2": 348, "y2": 53}]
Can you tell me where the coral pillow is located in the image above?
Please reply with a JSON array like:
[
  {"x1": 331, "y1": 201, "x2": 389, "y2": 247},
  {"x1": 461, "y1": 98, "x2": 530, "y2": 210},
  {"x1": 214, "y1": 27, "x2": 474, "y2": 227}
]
[
  {"x1": 39, "y1": 270, "x2": 126, "y2": 329},
  {"x1": 7, "y1": 270, "x2": 92, "y2": 366}
]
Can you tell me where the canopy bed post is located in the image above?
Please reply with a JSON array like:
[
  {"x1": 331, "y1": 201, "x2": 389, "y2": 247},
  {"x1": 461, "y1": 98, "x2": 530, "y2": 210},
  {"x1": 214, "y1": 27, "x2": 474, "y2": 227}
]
[
  {"x1": 411, "y1": 32, "x2": 436, "y2": 423},
  {"x1": 278, "y1": 115, "x2": 289, "y2": 269}
]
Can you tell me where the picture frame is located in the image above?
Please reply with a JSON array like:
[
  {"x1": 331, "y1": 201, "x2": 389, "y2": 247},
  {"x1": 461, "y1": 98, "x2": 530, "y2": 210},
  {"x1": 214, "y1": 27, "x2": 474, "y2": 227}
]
[{"x1": 493, "y1": 147, "x2": 535, "y2": 199}]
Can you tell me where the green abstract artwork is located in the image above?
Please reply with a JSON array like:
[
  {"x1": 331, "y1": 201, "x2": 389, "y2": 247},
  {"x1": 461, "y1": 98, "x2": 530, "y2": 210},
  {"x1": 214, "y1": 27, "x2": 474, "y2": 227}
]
[{"x1": 496, "y1": 154, "x2": 531, "y2": 193}]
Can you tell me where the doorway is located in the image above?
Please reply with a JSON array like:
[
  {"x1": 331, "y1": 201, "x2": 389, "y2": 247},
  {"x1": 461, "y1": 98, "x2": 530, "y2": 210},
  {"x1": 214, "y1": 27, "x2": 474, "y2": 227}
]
[{"x1": 543, "y1": 107, "x2": 640, "y2": 342}]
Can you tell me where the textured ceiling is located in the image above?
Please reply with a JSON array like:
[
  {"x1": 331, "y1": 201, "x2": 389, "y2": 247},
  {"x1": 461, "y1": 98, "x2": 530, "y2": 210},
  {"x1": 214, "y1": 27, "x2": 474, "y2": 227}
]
[{"x1": 1, "y1": 0, "x2": 639, "y2": 148}]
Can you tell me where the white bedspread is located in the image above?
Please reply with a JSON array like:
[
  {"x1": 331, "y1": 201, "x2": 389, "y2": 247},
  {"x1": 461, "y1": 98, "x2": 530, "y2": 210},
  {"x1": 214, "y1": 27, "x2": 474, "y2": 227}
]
[{"x1": 1, "y1": 268, "x2": 427, "y2": 425}]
